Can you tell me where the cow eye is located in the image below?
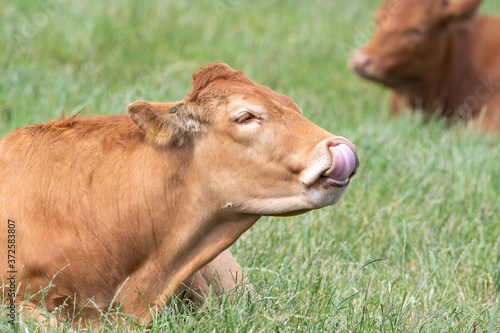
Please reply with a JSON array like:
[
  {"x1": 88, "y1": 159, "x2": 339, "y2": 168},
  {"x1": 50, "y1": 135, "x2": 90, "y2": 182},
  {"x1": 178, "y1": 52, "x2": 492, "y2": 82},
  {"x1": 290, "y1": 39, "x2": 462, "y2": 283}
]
[
  {"x1": 408, "y1": 26, "x2": 426, "y2": 36},
  {"x1": 235, "y1": 112, "x2": 260, "y2": 124}
]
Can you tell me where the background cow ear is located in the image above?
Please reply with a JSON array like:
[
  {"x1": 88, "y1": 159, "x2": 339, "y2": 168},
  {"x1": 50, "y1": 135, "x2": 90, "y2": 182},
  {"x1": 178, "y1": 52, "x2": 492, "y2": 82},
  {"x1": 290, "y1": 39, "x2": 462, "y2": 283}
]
[
  {"x1": 441, "y1": 0, "x2": 482, "y2": 23},
  {"x1": 127, "y1": 100, "x2": 202, "y2": 146}
]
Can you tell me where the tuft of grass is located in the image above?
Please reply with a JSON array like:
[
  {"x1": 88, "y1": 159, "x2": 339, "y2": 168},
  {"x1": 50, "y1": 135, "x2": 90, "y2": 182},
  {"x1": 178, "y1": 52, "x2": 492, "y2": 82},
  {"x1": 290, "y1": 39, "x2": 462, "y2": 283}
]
[{"x1": 1, "y1": 0, "x2": 500, "y2": 331}]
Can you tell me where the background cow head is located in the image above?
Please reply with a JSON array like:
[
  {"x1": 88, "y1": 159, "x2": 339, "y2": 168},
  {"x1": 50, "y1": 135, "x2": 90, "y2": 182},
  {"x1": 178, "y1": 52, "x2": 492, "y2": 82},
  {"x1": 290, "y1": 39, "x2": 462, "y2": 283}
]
[{"x1": 350, "y1": 0, "x2": 483, "y2": 92}]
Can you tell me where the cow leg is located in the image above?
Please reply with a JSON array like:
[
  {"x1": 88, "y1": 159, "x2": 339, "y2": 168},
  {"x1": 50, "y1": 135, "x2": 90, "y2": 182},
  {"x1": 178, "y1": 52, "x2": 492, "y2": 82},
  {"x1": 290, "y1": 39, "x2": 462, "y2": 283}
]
[
  {"x1": 181, "y1": 249, "x2": 250, "y2": 307},
  {"x1": 390, "y1": 92, "x2": 409, "y2": 116},
  {"x1": 16, "y1": 302, "x2": 68, "y2": 331},
  {"x1": 179, "y1": 270, "x2": 210, "y2": 307},
  {"x1": 198, "y1": 249, "x2": 251, "y2": 297},
  {"x1": 474, "y1": 98, "x2": 500, "y2": 132}
]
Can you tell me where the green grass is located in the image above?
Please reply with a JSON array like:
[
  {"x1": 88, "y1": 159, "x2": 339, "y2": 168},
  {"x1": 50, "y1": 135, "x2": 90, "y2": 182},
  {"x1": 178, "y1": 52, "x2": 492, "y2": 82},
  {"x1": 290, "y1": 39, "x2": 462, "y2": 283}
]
[{"x1": 2, "y1": 0, "x2": 500, "y2": 331}]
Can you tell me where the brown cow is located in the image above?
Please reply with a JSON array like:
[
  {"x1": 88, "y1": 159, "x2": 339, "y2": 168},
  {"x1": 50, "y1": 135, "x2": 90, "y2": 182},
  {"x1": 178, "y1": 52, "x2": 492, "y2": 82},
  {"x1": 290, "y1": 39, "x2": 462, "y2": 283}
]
[
  {"x1": 0, "y1": 63, "x2": 358, "y2": 325},
  {"x1": 350, "y1": 0, "x2": 500, "y2": 132}
]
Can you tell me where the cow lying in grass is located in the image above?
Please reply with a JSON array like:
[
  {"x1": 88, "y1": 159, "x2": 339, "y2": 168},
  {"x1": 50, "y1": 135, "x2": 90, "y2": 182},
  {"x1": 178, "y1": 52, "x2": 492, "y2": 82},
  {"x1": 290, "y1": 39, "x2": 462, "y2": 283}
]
[
  {"x1": 351, "y1": 0, "x2": 500, "y2": 132},
  {"x1": 0, "y1": 63, "x2": 359, "y2": 326}
]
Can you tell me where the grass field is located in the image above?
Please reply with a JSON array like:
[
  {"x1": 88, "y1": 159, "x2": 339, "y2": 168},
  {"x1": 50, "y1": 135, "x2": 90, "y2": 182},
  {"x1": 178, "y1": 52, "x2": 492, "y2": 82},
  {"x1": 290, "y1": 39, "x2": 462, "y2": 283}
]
[{"x1": 2, "y1": 0, "x2": 500, "y2": 331}]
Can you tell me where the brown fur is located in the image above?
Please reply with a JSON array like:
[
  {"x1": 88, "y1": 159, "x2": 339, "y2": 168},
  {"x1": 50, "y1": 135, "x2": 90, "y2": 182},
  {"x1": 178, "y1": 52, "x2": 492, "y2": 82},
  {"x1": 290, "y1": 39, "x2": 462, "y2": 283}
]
[
  {"x1": 351, "y1": 0, "x2": 500, "y2": 132},
  {"x1": 0, "y1": 63, "x2": 358, "y2": 325}
]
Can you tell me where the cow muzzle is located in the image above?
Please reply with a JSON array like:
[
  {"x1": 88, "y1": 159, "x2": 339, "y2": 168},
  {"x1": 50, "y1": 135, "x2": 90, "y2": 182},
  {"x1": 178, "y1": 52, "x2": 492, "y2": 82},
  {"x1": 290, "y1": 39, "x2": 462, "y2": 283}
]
[
  {"x1": 302, "y1": 137, "x2": 358, "y2": 186},
  {"x1": 350, "y1": 51, "x2": 377, "y2": 80},
  {"x1": 322, "y1": 142, "x2": 358, "y2": 186},
  {"x1": 301, "y1": 137, "x2": 359, "y2": 207}
]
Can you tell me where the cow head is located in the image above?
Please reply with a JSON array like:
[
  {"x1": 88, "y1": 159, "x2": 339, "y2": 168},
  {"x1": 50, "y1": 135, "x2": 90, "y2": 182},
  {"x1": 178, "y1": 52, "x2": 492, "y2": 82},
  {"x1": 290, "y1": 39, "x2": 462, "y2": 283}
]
[
  {"x1": 128, "y1": 63, "x2": 359, "y2": 216},
  {"x1": 350, "y1": 0, "x2": 483, "y2": 91}
]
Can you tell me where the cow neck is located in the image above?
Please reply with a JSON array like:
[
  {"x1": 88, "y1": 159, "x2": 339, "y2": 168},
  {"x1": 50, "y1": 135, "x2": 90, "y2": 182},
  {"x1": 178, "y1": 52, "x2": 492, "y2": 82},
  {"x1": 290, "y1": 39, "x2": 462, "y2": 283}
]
[
  {"x1": 439, "y1": 22, "x2": 479, "y2": 118},
  {"x1": 143, "y1": 145, "x2": 258, "y2": 248},
  {"x1": 161, "y1": 212, "x2": 258, "y2": 298},
  {"x1": 124, "y1": 144, "x2": 260, "y2": 313},
  {"x1": 401, "y1": 23, "x2": 477, "y2": 116},
  {"x1": 152, "y1": 173, "x2": 259, "y2": 290},
  {"x1": 396, "y1": 53, "x2": 447, "y2": 112}
]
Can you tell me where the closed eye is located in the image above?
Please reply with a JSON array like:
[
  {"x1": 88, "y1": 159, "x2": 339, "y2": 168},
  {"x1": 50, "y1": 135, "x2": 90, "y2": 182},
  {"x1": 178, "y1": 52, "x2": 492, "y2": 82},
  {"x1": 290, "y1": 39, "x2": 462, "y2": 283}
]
[
  {"x1": 235, "y1": 112, "x2": 262, "y2": 124},
  {"x1": 407, "y1": 25, "x2": 427, "y2": 36}
]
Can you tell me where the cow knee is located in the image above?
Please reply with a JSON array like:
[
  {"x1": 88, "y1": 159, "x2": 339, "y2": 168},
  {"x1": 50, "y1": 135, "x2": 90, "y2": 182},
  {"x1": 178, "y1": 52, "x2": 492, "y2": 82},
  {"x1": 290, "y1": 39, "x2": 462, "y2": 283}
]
[{"x1": 199, "y1": 249, "x2": 250, "y2": 297}]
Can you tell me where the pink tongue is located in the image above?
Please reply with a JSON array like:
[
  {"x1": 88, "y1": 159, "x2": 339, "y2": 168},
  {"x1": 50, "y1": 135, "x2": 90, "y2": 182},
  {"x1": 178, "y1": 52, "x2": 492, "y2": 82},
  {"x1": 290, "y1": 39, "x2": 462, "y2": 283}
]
[{"x1": 329, "y1": 144, "x2": 356, "y2": 181}]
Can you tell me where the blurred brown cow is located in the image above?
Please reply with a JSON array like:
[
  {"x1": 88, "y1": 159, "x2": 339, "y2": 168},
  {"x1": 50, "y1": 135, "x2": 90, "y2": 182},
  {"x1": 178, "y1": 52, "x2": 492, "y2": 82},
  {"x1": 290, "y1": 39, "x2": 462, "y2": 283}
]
[
  {"x1": 351, "y1": 0, "x2": 500, "y2": 132},
  {"x1": 0, "y1": 63, "x2": 358, "y2": 325}
]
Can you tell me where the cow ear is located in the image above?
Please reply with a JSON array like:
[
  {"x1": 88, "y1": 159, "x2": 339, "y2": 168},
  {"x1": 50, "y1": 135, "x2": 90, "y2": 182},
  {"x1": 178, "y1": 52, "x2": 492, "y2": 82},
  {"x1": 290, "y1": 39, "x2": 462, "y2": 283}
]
[
  {"x1": 441, "y1": 0, "x2": 482, "y2": 23},
  {"x1": 187, "y1": 62, "x2": 243, "y2": 102},
  {"x1": 127, "y1": 100, "x2": 201, "y2": 146}
]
